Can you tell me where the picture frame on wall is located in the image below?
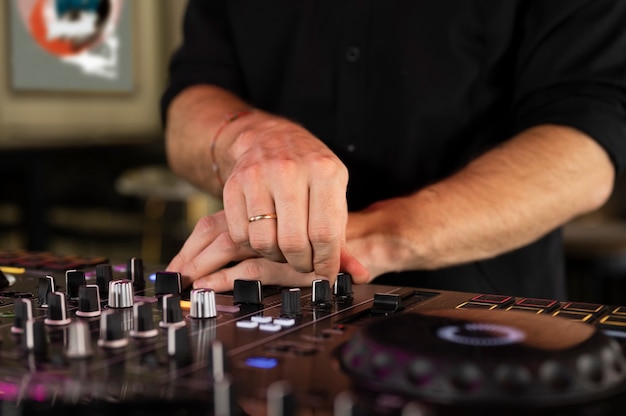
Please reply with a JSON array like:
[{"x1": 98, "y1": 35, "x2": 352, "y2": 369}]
[{"x1": 8, "y1": 0, "x2": 134, "y2": 93}]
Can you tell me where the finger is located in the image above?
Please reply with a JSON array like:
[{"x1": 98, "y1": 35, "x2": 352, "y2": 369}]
[
  {"x1": 306, "y1": 165, "x2": 348, "y2": 280},
  {"x1": 244, "y1": 187, "x2": 284, "y2": 263},
  {"x1": 222, "y1": 175, "x2": 250, "y2": 247},
  {"x1": 340, "y1": 246, "x2": 370, "y2": 284},
  {"x1": 166, "y1": 211, "x2": 258, "y2": 287},
  {"x1": 166, "y1": 212, "x2": 229, "y2": 272},
  {"x1": 192, "y1": 257, "x2": 320, "y2": 292},
  {"x1": 274, "y1": 175, "x2": 313, "y2": 273}
]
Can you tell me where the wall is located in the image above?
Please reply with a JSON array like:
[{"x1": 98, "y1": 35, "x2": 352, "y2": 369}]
[{"x1": 0, "y1": 0, "x2": 187, "y2": 148}]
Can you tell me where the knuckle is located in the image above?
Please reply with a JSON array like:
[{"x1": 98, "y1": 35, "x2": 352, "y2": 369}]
[
  {"x1": 194, "y1": 215, "x2": 219, "y2": 233},
  {"x1": 308, "y1": 224, "x2": 340, "y2": 245},
  {"x1": 278, "y1": 233, "x2": 310, "y2": 256},
  {"x1": 238, "y1": 260, "x2": 264, "y2": 279},
  {"x1": 214, "y1": 232, "x2": 239, "y2": 253},
  {"x1": 249, "y1": 234, "x2": 277, "y2": 256}
]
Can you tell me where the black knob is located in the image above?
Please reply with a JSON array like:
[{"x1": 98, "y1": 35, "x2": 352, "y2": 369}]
[
  {"x1": 233, "y1": 279, "x2": 263, "y2": 305},
  {"x1": 76, "y1": 285, "x2": 102, "y2": 318},
  {"x1": 38, "y1": 275, "x2": 55, "y2": 307},
  {"x1": 66, "y1": 269, "x2": 86, "y2": 300},
  {"x1": 130, "y1": 301, "x2": 158, "y2": 338},
  {"x1": 167, "y1": 324, "x2": 192, "y2": 366},
  {"x1": 160, "y1": 294, "x2": 185, "y2": 328},
  {"x1": 311, "y1": 279, "x2": 331, "y2": 306},
  {"x1": 334, "y1": 273, "x2": 353, "y2": 300},
  {"x1": 154, "y1": 271, "x2": 181, "y2": 297},
  {"x1": 280, "y1": 288, "x2": 302, "y2": 317},
  {"x1": 23, "y1": 319, "x2": 47, "y2": 357},
  {"x1": 371, "y1": 293, "x2": 402, "y2": 315},
  {"x1": 45, "y1": 292, "x2": 72, "y2": 326},
  {"x1": 66, "y1": 320, "x2": 94, "y2": 359},
  {"x1": 127, "y1": 257, "x2": 145, "y2": 288},
  {"x1": 96, "y1": 264, "x2": 113, "y2": 295},
  {"x1": 11, "y1": 298, "x2": 33, "y2": 334},
  {"x1": 98, "y1": 309, "x2": 128, "y2": 348}
]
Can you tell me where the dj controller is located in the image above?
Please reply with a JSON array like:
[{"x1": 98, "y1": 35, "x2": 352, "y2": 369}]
[{"x1": 0, "y1": 250, "x2": 626, "y2": 415}]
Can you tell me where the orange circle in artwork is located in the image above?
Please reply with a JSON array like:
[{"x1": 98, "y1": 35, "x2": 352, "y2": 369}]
[{"x1": 28, "y1": 0, "x2": 100, "y2": 56}]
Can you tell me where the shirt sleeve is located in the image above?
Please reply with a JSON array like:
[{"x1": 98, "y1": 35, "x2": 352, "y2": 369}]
[
  {"x1": 511, "y1": 0, "x2": 626, "y2": 174},
  {"x1": 160, "y1": 0, "x2": 244, "y2": 127}
]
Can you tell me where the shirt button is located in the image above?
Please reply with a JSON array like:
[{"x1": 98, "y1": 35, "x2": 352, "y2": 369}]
[
  {"x1": 345, "y1": 46, "x2": 361, "y2": 63},
  {"x1": 346, "y1": 144, "x2": 356, "y2": 152}
]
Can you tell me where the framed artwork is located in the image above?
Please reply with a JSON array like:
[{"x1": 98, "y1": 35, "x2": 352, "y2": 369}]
[{"x1": 8, "y1": 0, "x2": 134, "y2": 93}]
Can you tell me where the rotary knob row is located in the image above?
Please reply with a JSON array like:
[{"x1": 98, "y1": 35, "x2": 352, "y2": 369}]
[{"x1": 13, "y1": 288, "x2": 220, "y2": 355}]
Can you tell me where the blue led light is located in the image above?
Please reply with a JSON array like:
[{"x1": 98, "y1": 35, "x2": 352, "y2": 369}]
[
  {"x1": 149, "y1": 273, "x2": 157, "y2": 282},
  {"x1": 245, "y1": 356, "x2": 278, "y2": 369}
]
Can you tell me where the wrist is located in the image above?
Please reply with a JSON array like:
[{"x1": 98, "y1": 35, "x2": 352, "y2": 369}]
[
  {"x1": 210, "y1": 109, "x2": 255, "y2": 187},
  {"x1": 347, "y1": 199, "x2": 433, "y2": 278}
]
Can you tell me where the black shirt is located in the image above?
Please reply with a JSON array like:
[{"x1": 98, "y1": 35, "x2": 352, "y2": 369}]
[{"x1": 162, "y1": 0, "x2": 626, "y2": 299}]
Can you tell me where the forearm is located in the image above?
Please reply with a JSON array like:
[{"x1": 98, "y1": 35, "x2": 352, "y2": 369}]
[
  {"x1": 347, "y1": 124, "x2": 615, "y2": 279},
  {"x1": 164, "y1": 84, "x2": 253, "y2": 196}
]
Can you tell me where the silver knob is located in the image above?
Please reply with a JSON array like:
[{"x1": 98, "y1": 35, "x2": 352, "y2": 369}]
[
  {"x1": 190, "y1": 288, "x2": 217, "y2": 319},
  {"x1": 108, "y1": 279, "x2": 134, "y2": 309},
  {"x1": 66, "y1": 320, "x2": 94, "y2": 359}
]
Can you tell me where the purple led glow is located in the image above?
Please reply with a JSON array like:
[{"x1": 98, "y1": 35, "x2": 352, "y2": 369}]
[
  {"x1": 0, "y1": 382, "x2": 19, "y2": 401},
  {"x1": 437, "y1": 323, "x2": 525, "y2": 347}
]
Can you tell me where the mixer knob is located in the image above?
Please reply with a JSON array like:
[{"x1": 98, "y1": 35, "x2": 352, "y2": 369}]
[
  {"x1": 95, "y1": 263, "x2": 113, "y2": 295},
  {"x1": 190, "y1": 288, "x2": 217, "y2": 319},
  {"x1": 539, "y1": 360, "x2": 572, "y2": 391},
  {"x1": 38, "y1": 275, "x2": 55, "y2": 307},
  {"x1": 127, "y1": 257, "x2": 145, "y2": 288},
  {"x1": 333, "y1": 391, "x2": 360, "y2": 416},
  {"x1": 494, "y1": 363, "x2": 532, "y2": 392},
  {"x1": 66, "y1": 269, "x2": 86, "y2": 300},
  {"x1": 267, "y1": 380, "x2": 296, "y2": 416},
  {"x1": 280, "y1": 288, "x2": 302, "y2": 317},
  {"x1": 66, "y1": 320, "x2": 94, "y2": 359},
  {"x1": 160, "y1": 294, "x2": 186, "y2": 328},
  {"x1": 371, "y1": 293, "x2": 402, "y2": 315},
  {"x1": 333, "y1": 273, "x2": 353, "y2": 300},
  {"x1": 76, "y1": 284, "x2": 102, "y2": 318},
  {"x1": 23, "y1": 319, "x2": 47, "y2": 357},
  {"x1": 45, "y1": 292, "x2": 72, "y2": 326},
  {"x1": 108, "y1": 279, "x2": 134, "y2": 308},
  {"x1": 210, "y1": 340, "x2": 228, "y2": 382},
  {"x1": 98, "y1": 309, "x2": 129, "y2": 348},
  {"x1": 11, "y1": 298, "x2": 33, "y2": 334},
  {"x1": 130, "y1": 302, "x2": 158, "y2": 338},
  {"x1": 167, "y1": 324, "x2": 192, "y2": 366},
  {"x1": 154, "y1": 271, "x2": 181, "y2": 296},
  {"x1": 233, "y1": 279, "x2": 263, "y2": 305},
  {"x1": 214, "y1": 376, "x2": 237, "y2": 416},
  {"x1": 311, "y1": 279, "x2": 331, "y2": 306},
  {"x1": 450, "y1": 362, "x2": 483, "y2": 391}
]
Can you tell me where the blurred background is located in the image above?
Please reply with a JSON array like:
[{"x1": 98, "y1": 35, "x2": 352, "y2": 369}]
[
  {"x1": 0, "y1": 0, "x2": 625, "y2": 305},
  {"x1": 0, "y1": 0, "x2": 221, "y2": 265}
]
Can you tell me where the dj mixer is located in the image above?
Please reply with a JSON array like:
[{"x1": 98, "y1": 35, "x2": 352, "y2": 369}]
[{"x1": 0, "y1": 250, "x2": 626, "y2": 415}]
